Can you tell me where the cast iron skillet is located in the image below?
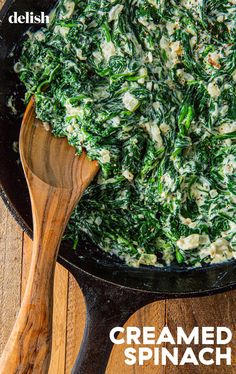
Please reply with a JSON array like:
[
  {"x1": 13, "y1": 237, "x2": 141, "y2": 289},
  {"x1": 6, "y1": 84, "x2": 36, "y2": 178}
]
[{"x1": 1, "y1": 1, "x2": 236, "y2": 373}]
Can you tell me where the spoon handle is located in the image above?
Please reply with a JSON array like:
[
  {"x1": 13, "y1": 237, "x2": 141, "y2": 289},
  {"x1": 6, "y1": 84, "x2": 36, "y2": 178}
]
[{"x1": 0, "y1": 178, "x2": 82, "y2": 374}]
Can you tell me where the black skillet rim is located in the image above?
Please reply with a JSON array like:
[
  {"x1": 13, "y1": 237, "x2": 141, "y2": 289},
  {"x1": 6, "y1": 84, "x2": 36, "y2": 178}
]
[{"x1": 2, "y1": 183, "x2": 236, "y2": 298}]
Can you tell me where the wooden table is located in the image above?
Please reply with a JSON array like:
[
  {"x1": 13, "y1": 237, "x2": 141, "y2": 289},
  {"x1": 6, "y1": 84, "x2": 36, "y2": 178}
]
[
  {"x1": 1, "y1": 199, "x2": 236, "y2": 374},
  {"x1": 0, "y1": 1, "x2": 236, "y2": 371}
]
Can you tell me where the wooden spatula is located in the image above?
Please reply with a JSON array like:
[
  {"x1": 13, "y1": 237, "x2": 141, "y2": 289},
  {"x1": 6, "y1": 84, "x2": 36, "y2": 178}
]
[{"x1": 0, "y1": 97, "x2": 99, "y2": 373}]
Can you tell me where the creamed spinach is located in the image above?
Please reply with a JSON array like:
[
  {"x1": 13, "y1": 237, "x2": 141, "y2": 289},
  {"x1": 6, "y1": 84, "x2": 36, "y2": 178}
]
[{"x1": 17, "y1": 0, "x2": 236, "y2": 267}]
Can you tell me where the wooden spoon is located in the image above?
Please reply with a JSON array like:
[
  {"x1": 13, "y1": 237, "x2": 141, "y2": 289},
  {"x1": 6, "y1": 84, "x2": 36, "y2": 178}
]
[{"x1": 0, "y1": 97, "x2": 99, "y2": 373}]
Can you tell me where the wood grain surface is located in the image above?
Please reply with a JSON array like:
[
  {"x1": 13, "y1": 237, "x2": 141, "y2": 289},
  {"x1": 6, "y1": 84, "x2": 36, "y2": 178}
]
[
  {"x1": 1, "y1": 197, "x2": 236, "y2": 374},
  {"x1": 0, "y1": 0, "x2": 236, "y2": 371}
]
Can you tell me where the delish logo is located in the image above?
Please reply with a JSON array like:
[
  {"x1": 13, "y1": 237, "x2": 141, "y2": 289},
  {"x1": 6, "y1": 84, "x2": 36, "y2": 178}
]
[{"x1": 8, "y1": 12, "x2": 49, "y2": 24}]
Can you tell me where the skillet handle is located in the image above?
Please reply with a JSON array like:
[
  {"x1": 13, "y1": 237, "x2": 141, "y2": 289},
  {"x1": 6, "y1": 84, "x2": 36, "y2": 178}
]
[{"x1": 71, "y1": 269, "x2": 159, "y2": 374}]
